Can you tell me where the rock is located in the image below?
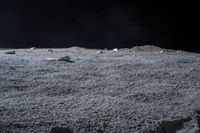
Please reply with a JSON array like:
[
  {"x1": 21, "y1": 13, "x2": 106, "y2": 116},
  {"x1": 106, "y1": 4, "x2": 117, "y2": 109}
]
[
  {"x1": 9, "y1": 66, "x2": 16, "y2": 70},
  {"x1": 128, "y1": 49, "x2": 132, "y2": 52},
  {"x1": 97, "y1": 129, "x2": 104, "y2": 133},
  {"x1": 50, "y1": 127, "x2": 73, "y2": 133},
  {"x1": 46, "y1": 49, "x2": 53, "y2": 52},
  {"x1": 160, "y1": 50, "x2": 166, "y2": 55},
  {"x1": 113, "y1": 48, "x2": 118, "y2": 52},
  {"x1": 160, "y1": 50, "x2": 164, "y2": 54},
  {"x1": 45, "y1": 58, "x2": 57, "y2": 61},
  {"x1": 176, "y1": 50, "x2": 182, "y2": 53},
  {"x1": 5, "y1": 51, "x2": 16, "y2": 55},
  {"x1": 130, "y1": 45, "x2": 162, "y2": 52},
  {"x1": 30, "y1": 47, "x2": 36, "y2": 50},
  {"x1": 58, "y1": 56, "x2": 74, "y2": 63},
  {"x1": 97, "y1": 51, "x2": 104, "y2": 54}
]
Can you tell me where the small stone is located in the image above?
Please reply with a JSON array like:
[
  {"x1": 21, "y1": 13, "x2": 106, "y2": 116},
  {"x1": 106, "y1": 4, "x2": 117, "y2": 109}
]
[
  {"x1": 58, "y1": 56, "x2": 74, "y2": 63},
  {"x1": 191, "y1": 68, "x2": 195, "y2": 71},
  {"x1": 5, "y1": 51, "x2": 16, "y2": 55},
  {"x1": 113, "y1": 48, "x2": 118, "y2": 52},
  {"x1": 197, "y1": 58, "x2": 200, "y2": 61}
]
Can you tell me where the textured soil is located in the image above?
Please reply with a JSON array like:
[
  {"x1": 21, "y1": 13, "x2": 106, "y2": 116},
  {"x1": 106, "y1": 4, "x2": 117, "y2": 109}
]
[{"x1": 0, "y1": 45, "x2": 200, "y2": 133}]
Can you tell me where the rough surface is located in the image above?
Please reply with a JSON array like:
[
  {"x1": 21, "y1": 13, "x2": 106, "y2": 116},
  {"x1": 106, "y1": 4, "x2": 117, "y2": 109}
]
[{"x1": 0, "y1": 45, "x2": 200, "y2": 133}]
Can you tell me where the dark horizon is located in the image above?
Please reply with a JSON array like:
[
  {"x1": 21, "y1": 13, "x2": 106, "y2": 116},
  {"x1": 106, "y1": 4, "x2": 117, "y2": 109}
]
[{"x1": 0, "y1": 0, "x2": 199, "y2": 52}]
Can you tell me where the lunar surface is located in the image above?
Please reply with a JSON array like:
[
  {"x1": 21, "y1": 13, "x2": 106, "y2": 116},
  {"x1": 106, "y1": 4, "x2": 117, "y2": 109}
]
[{"x1": 0, "y1": 45, "x2": 200, "y2": 133}]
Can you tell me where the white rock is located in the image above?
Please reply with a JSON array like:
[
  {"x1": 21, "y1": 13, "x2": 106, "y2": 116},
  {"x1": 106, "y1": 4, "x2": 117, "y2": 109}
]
[
  {"x1": 113, "y1": 48, "x2": 118, "y2": 52},
  {"x1": 30, "y1": 47, "x2": 36, "y2": 50},
  {"x1": 160, "y1": 50, "x2": 164, "y2": 54}
]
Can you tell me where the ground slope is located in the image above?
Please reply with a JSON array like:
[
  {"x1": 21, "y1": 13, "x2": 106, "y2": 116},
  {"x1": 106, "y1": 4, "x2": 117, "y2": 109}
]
[{"x1": 0, "y1": 46, "x2": 200, "y2": 133}]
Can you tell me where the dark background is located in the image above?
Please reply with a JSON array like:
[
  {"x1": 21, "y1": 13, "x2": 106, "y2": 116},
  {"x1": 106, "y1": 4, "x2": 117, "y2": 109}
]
[{"x1": 0, "y1": 0, "x2": 199, "y2": 52}]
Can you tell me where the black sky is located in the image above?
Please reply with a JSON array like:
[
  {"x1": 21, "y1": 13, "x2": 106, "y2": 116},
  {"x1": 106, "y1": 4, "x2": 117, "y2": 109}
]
[{"x1": 0, "y1": 0, "x2": 199, "y2": 52}]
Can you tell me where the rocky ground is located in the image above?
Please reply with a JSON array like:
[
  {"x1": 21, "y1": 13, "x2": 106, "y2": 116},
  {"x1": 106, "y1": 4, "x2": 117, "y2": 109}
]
[{"x1": 0, "y1": 45, "x2": 200, "y2": 133}]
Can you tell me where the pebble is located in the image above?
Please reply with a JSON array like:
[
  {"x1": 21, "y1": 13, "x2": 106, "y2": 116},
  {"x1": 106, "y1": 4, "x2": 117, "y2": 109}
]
[
  {"x1": 58, "y1": 56, "x2": 74, "y2": 63},
  {"x1": 5, "y1": 51, "x2": 16, "y2": 54}
]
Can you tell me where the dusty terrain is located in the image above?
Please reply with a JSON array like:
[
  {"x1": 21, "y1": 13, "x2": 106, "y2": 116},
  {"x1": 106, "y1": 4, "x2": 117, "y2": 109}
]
[{"x1": 0, "y1": 45, "x2": 200, "y2": 133}]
